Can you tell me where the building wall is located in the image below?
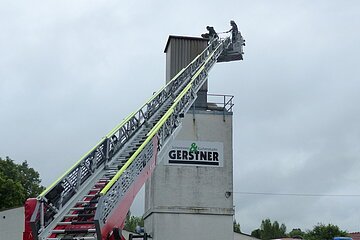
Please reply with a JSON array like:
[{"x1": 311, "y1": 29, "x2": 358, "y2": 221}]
[
  {"x1": 165, "y1": 36, "x2": 208, "y2": 83},
  {"x1": 147, "y1": 213, "x2": 233, "y2": 240},
  {"x1": 164, "y1": 36, "x2": 209, "y2": 108},
  {"x1": 144, "y1": 111, "x2": 234, "y2": 240},
  {"x1": 0, "y1": 207, "x2": 24, "y2": 240}
]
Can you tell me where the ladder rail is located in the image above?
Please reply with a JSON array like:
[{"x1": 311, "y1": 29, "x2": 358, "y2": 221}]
[
  {"x1": 95, "y1": 137, "x2": 158, "y2": 239},
  {"x1": 30, "y1": 139, "x2": 109, "y2": 239}
]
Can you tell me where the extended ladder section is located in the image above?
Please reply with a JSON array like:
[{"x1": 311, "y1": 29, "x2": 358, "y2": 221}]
[{"x1": 24, "y1": 35, "x2": 244, "y2": 240}]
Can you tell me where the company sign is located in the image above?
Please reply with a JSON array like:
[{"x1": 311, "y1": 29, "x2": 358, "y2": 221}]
[{"x1": 166, "y1": 141, "x2": 223, "y2": 167}]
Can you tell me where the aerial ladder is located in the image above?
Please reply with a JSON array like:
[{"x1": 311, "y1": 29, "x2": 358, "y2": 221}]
[{"x1": 23, "y1": 32, "x2": 245, "y2": 240}]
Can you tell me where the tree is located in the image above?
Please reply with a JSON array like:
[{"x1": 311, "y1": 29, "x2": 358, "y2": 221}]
[
  {"x1": 251, "y1": 229, "x2": 262, "y2": 239},
  {"x1": 289, "y1": 228, "x2": 305, "y2": 238},
  {"x1": 234, "y1": 219, "x2": 241, "y2": 233},
  {"x1": 305, "y1": 223, "x2": 348, "y2": 240},
  {"x1": 124, "y1": 211, "x2": 144, "y2": 232},
  {"x1": 17, "y1": 160, "x2": 44, "y2": 198},
  {"x1": 251, "y1": 218, "x2": 287, "y2": 240},
  {"x1": 0, "y1": 156, "x2": 45, "y2": 210}
]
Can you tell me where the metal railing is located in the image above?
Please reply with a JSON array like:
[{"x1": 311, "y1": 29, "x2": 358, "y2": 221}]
[
  {"x1": 207, "y1": 93, "x2": 234, "y2": 112},
  {"x1": 94, "y1": 137, "x2": 157, "y2": 238}
]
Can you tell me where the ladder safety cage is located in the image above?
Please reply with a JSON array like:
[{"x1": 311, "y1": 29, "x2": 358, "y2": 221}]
[{"x1": 26, "y1": 33, "x2": 242, "y2": 240}]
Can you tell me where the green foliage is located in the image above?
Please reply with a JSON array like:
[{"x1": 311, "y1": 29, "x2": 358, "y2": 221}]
[
  {"x1": 0, "y1": 156, "x2": 45, "y2": 210},
  {"x1": 124, "y1": 211, "x2": 144, "y2": 232},
  {"x1": 251, "y1": 219, "x2": 348, "y2": 240},
  {"x1": 251, "y1": 218, "x2": 287, "y2": 240},
  {"x1": 234, "y1": 219, "x2": 241, "y2": 233},
  {"x1": 251, "y1": 229, "x2": 262, "y2": 238},
  {"x1": 305, "y1": 223, "x2": 348, "y2": 240},
  {"x1": 289, "y1": 228, "x2": 305, "y2": 238}
]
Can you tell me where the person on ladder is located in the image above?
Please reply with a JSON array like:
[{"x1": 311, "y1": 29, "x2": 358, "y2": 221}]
[
  {"x1": 226, "y1": 20, "x2": 239, "y2": 42},
  {"x1": 201, "y1": 26, "x2": 219, "y2": 40}
]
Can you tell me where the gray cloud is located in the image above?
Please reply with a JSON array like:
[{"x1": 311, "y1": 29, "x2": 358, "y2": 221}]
[{"x1": 1, "y1": 0, "x2": 360, "y2": 235}]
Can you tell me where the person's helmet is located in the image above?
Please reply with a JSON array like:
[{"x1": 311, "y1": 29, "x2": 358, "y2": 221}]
[
  {"x1": 230, "y1": 20, "x2": 235, "y2": 24},
  {"x1": 206, "y1": 26, "x2": 210, "y2": 30}
]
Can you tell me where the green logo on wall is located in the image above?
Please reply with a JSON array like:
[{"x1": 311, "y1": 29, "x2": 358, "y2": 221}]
[{"x1": 189, "y1": 142, "x2": 198, "y2": 153}]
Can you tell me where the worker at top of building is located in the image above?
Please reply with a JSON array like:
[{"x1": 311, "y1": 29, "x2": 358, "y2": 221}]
[
  {"x1": 201, "y1": 26, "x2": 219, "y2": 40},
  {"x1": 207, "y1": 26, "x2": 218, "y2": 39},
  {"x1": 226, "y1": 20, "x2": 239, "y2": 42}
]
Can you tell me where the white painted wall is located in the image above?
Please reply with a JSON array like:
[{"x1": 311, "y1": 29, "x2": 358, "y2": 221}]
[
  {"x1": 144, "y1": 110, "x2": 234, "y2": 240},
  {"x1": 0, "y1": 207, "x2": 24, "y2": 240}
]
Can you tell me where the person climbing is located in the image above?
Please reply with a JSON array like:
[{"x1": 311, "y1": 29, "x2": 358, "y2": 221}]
[
  {"x1": 201, "y1": 26, "x2": 219, "y2": 40},
  {"x1": 226, "y1": 20, "x2": 239, "y2": 42}
]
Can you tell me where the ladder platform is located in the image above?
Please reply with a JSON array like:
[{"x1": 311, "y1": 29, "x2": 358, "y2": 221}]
[{"x1": 217, "y1": 33, "x2": 245, "y2": 63}]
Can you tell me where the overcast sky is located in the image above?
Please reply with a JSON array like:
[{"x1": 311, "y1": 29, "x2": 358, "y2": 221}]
[{"x1": 1, "y1": 0, "x2": 360, "y2": 235}]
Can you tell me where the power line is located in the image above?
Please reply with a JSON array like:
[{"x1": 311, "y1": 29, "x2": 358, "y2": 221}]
[{"x1": 232, "y1": 191, "x2": 360, "y2": 197}]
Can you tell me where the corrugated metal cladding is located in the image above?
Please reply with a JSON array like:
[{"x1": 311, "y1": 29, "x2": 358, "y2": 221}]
[{"x1": 164, "y1": 36, "x2": 208, "y2": 83}]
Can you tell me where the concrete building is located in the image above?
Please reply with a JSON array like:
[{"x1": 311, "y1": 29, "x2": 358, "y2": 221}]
[
  {"x1": 0, "y1": 207, "x2": 24, "y2": 240},
  {"x1": 144, "y1": 36, "x2": 235, "y2": 240}
]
